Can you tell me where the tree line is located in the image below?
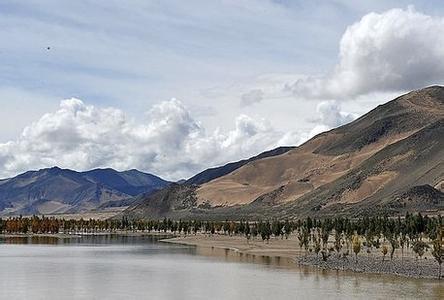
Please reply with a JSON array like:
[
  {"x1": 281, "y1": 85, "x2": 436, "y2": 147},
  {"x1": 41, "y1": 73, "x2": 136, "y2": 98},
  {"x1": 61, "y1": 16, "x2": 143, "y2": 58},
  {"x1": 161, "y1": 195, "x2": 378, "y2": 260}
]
[{"x1": 0, "y1": 213, "x2": 443, "y2": 278}]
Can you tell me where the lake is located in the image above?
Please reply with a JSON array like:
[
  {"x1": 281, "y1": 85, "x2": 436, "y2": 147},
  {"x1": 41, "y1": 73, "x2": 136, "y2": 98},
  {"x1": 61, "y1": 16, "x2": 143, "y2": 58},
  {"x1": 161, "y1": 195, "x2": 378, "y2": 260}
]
[{"x1": 0, "y1": 235, "x2": 442, "y2": 300}]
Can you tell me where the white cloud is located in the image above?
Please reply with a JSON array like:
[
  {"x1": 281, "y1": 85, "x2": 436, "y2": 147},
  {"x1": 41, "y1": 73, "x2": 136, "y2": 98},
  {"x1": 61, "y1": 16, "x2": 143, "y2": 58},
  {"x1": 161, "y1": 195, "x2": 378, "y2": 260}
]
[
  {"x1": 240, "y1": 89, "x2": 264, "y2": 106},
  {"x1": 289, "y1": 7, "x2": 444, "y2": 99},
  {"x1": 315, "y1": 100, "x2": 357, "y2": 128},
  {"x1": 297, "y1": 100, "x2": 357, "y2": 141},
  {"x1": 0, "y1": 99, "x2": 300, "y2": 180}
]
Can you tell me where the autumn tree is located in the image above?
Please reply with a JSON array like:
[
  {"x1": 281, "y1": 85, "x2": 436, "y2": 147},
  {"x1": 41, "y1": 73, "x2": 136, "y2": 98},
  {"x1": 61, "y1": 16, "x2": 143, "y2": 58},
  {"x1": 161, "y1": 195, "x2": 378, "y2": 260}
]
[{"x1": 352, "y1": 235, "x2": 361, "y2": 263}]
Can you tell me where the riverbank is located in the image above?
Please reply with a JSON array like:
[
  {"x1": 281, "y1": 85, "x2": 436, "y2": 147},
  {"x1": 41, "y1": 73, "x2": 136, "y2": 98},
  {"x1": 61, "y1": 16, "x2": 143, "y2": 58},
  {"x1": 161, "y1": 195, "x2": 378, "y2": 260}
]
[
  {"x1": 162, "y1": 234, "x2": 442, "y2": 280},
  {"x1": 0, "y1": 231, "x2": 173, "y2": 239},
  {"x1": 162, "y1": 233, "x2": 303, "y2": 260}
]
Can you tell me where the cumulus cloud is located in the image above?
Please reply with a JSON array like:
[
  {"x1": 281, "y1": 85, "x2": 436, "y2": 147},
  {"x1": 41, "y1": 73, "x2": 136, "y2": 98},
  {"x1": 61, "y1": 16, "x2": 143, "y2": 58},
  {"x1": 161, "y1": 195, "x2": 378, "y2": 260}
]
[
  {"x1": 289, "y1": 7, "x2": 444, "y2": 99},
  {"x1": 305, "y1": 100, "x2": 357, "y2": 139},
  {"x1": 0, "y1": 99, "x2": 295, "y2": 180},
  {"x1": 315, "y1": 100, "x2": 357, "y2": 128}
]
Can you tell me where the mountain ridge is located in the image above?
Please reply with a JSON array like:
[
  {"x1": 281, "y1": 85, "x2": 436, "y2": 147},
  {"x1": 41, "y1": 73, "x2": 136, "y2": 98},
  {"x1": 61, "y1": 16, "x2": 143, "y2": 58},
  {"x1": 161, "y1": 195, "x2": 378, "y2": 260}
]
[
  {"x1": 185, "y1": 146, "x2": 295, "y2": 185},
  {"x1": 124, "y1": 86, "x2": 444, "y2": 220},
  {"x1": 0, "y1": 167, "x2": 170, "y2": 215}
]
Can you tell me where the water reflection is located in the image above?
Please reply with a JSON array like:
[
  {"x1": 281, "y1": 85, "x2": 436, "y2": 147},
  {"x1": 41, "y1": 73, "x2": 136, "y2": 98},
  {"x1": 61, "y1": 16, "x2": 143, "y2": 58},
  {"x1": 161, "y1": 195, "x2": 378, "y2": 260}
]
[
  {"x1": 1, "y1": 236, "x2": 62, "y2": 245},
  {"x1": 193, "y1": 245, "x2": 296, "y2": 269},
  {"x1": 0, "y1": 234, "x2": 172, "y2": 246}
]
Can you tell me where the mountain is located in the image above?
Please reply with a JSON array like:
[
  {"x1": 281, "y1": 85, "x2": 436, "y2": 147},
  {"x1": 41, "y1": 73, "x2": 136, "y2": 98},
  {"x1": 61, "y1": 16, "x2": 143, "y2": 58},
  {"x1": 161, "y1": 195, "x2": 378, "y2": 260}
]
[
  {"x1": 83, "y1": 168, "x2": 169, "y2": 196},
  {"x1": 185, "y1": 146, "x2": 295, "y2": 185},
  {"x1": 124, "y1": 86, "x2": 444, "y2": 220},
  {"x1": 0, "y1": 167, "x2": 170, "y2": 215}
]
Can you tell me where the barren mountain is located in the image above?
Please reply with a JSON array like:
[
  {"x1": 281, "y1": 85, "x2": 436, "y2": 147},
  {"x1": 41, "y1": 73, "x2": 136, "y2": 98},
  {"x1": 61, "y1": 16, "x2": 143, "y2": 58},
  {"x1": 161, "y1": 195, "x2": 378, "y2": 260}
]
[
  {"x1": 0, "y1": 167, "x2": 170, "y2": 215},
  {"x1": 185, "y1": 146, "x2": 295, "y2": 185},
  {"x1": 125, "y1": 86, "x2": 444, "y2": 220}
]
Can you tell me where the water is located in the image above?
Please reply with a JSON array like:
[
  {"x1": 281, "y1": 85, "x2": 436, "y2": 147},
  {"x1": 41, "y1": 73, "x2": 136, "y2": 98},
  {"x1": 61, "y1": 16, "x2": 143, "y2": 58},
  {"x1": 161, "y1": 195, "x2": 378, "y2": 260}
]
[{"x1": 0, "y1": 235, "x2": 442, "y2": 300}]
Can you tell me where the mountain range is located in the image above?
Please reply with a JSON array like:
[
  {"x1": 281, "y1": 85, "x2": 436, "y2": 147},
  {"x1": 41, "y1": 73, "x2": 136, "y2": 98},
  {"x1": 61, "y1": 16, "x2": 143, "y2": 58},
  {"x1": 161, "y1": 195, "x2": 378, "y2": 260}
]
[
  {"x1": 0, "y1": 145, "x2": 294, "y2": 216},
  {"x1": 0, "y1": 167, "x2": 170, "y2": 215},
  {"x1": 1, "y1": 86, "x2": 443, "y2": 219},
  {"x1": 124, "y1": 86, "x2": 444, "y2": 220}
]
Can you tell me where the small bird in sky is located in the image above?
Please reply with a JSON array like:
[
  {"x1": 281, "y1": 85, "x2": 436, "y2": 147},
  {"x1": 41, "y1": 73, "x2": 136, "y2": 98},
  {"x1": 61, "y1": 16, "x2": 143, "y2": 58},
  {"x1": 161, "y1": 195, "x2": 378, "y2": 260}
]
[{"x1": 46, "y1": 46, "x2": 51, "y2": 50}]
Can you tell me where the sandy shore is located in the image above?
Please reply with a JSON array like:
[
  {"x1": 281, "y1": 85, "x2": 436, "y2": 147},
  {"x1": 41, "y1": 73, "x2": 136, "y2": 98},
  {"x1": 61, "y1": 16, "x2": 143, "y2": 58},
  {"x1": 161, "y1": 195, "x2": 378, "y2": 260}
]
[
  {"x1": 162, "y1": 233, "x2": 443, "y2": 280},
  {"x1": 162, "y1": 233, "x2": 304, "y2": 260}
]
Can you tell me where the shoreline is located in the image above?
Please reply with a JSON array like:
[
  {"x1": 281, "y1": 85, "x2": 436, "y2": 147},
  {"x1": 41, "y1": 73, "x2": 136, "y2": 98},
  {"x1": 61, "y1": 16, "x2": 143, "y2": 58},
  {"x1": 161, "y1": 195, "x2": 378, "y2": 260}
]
[
  {"x1": 161, "y1": 235, "x2": 301, "y2": 261},
  {"x1": 0, "y1": 231, "x2": 174, "y2": 239},
  {"x1": 161, "y1": 234, "x2": 443, "y2": 280}
]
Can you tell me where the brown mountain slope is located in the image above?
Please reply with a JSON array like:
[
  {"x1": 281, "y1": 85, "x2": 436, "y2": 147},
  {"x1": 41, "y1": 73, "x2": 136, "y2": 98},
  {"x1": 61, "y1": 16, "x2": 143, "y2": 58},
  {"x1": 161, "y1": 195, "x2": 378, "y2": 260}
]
[
  {"x1": 125, "y1": 86, "x2": 444, "y2": 220},
  {"x1": 196, "y1": 86, "x2": 444, "y2": 208},
  {"x1": 269, "y1": 119, "x2": 444, "y2": 218}
]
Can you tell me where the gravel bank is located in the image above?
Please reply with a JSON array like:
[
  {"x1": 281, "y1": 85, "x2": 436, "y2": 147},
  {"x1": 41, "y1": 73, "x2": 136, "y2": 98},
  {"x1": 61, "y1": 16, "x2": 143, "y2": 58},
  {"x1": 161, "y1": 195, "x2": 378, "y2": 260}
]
[{"x1": 298, "y1": 253, "x2": 442, "y2": 280}]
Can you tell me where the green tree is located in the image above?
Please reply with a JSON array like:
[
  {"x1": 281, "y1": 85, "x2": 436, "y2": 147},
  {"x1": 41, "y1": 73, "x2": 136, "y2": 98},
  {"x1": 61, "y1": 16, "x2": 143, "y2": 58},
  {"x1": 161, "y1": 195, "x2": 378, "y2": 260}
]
[
  {"x1": 245, "y1": 221, "x2": 251, "y2": 243},
  {"x1": 334, "y1": 230, "x2": 342, "y2": 256},
  {"x1": 412, "y1": 240, "x2": 429, "y2": 261},
  {"x1": 431, "y1": 230, "x2": 443, "y2": 279},
  {"x1": 388, "y1": 236, "x2": 399, "y2": 260}
]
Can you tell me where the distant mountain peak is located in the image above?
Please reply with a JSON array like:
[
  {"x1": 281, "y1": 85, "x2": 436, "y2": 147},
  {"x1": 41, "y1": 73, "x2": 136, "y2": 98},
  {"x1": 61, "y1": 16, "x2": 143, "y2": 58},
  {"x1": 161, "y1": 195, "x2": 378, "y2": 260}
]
[{"x1": 0, "y1": 167, "x2": 170, "y2": 216}]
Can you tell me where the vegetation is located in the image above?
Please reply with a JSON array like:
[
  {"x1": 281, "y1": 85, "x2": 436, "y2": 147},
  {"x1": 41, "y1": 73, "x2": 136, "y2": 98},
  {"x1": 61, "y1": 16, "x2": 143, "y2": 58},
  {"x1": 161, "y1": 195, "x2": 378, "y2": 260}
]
[
  {"x1": 382, "y1": 245, "x2": 388, "y2": 261},
  {"x1": 431, "y1": 229, "x2": 444, "y2": 279},
  {"x1": 413, "y1": 241, "x2": 429, "y2": 261},
  {"x1": 0, "y1": 213, "x2": 443, "y2": 278},
  {"x1": 352, "y1": 235, "x2": 361, "y2": 263}
]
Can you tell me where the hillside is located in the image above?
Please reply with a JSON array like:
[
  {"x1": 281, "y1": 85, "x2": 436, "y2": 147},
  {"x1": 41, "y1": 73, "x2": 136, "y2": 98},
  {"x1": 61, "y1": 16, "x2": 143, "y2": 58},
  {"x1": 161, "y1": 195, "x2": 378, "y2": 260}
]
[
  {"x1": 83, "y1": 168, "x2": 169, "y2": 196},
  {"x1": 125, "y1": 86, "x2": 444, "y2": 220},
  {"x1": 185, "y1": 146, "x2": 295, "y2": 185},
  {"x1": 0, "y1": 167, "x2": 170, "y2": 215}
]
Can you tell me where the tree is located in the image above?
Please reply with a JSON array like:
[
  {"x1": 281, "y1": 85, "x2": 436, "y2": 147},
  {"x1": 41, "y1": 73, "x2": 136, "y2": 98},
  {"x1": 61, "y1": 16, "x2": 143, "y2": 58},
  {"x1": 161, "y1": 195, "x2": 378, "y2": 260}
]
[
  {"x1": 283, "y1": 219, "x2": 292, "y2": 239},
  {"x1": 399, "y1": 232, "x2": 407, "y2": 261},
  {"x1": 260, "y1": 221, "x2": 271, "y2": 243},
  {"x1": 365, "y1": 230, "x2": 373, "y2": 257},
  {"x1": 431, "y1": 229, "x2": 443, "y2": 279},
  {"x1": 297, "y1": 229, "x2": 304, "y2": 250},
  {"x1": 272, "y1": 220, "x2": 282, "y2": 238},
  {"x1": 352, "y1": 235, "x2": 361, "y2": 263},
  {"x1": 412, "y1": 240, "x2": 429, "y2": 261},
  {"x1": 223, "y1": 220, "x2": 230, "y2": 235},
  {"x1": 320, "y1": 250, "x2": 330, "y2": 262},
  {"x1": 334, "y1": 230, "x2": 342, "y2": 256},
  {"x1": 251, "y1": 224, "x2": 258, "y2": 239},
  {"x1": 321, "y1": 227, "x2": 330, "y2": 250},
  {"x1": 382, "y1": 245, "x2": 388, "y2": 261},
  {"x1": 245, "y1": 221, "x2": 251, "y2": 244},
  {"x1": 388, "y1": 235, "x2": 399, "y2": 260},
  {"x1": 313, "y1": 236, "x2": 321, "y2": 257}
]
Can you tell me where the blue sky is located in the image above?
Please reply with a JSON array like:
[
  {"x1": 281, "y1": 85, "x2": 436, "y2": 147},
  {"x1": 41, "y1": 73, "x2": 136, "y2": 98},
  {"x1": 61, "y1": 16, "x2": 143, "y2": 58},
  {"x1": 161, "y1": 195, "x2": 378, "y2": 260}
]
[{"x1": 1, "y1": 1, "x2": 444, "y2": 179}]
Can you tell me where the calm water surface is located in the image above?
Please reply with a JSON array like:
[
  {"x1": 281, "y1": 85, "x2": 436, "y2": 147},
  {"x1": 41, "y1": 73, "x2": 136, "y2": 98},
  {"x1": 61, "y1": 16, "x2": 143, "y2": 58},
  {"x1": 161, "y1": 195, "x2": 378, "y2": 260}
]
[{"x1": 0, "y1": 235, "x2": 442, "y2": 300}]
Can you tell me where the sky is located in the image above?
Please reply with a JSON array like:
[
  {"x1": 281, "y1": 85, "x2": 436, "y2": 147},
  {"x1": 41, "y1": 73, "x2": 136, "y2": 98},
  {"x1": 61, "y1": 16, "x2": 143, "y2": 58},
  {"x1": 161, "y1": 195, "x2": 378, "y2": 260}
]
[{"x1": 1, "y1": 0, "x2": 444, "y2": 180}]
